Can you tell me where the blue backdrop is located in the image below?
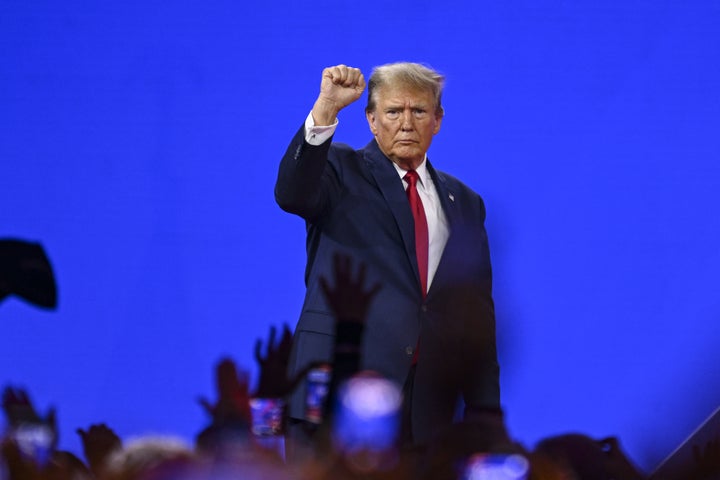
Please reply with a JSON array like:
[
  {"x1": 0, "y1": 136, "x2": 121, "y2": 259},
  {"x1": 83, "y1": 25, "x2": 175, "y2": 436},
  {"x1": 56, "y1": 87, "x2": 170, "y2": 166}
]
[{"x1": 2, "y1": 0, "x2": 719, "y2": 473}]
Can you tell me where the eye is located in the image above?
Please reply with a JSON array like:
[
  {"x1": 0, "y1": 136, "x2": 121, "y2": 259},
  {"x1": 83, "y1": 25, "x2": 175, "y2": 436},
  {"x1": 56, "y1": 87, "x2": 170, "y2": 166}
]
[
  {"x1": 413, "y1": 108, "x2": 428, "y2": 118},
  {"x1": 386, "y1": 110, "x2": 400, "y2": 119}
]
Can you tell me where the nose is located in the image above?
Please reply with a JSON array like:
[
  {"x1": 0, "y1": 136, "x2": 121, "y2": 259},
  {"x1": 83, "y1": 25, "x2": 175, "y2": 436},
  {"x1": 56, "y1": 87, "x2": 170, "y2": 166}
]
[{"x1": 400, "y1": 108, "x2": 414, "y2": 130}]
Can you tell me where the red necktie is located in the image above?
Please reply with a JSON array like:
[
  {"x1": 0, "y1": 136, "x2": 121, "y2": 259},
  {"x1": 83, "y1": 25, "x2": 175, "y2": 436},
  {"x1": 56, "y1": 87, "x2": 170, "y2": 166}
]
[
  {"x1": 402, "y1": 171, "x2": 428, "y2": 439},
  {"x1": 404, "y1": 170, "x2": 429, "y2": 298}
]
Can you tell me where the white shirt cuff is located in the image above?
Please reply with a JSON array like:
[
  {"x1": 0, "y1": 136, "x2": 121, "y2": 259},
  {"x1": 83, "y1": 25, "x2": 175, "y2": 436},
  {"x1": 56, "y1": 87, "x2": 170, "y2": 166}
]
[{"x1": 304, "y1": 111, "x2": 338, "y2": 146}]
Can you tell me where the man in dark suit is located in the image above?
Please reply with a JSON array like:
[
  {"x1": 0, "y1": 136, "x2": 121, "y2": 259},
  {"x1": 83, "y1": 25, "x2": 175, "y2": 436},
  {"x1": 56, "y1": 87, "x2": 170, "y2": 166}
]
[{"x1": 275, "y1": 63, "x2": 501, "y2": 451}]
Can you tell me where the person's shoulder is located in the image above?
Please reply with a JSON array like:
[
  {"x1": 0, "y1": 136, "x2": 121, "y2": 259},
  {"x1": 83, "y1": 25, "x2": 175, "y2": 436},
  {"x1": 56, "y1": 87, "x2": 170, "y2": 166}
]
[
  {"x1": 431, "y1": 166, "x2": 488, "y2": 220},
  {"x1": 432, "y1": 166, "x2": 482, "y2": 198}
]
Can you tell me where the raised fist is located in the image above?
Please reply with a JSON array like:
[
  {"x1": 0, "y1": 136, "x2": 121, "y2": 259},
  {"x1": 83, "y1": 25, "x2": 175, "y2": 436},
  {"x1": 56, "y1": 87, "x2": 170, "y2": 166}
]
[{"x1": 312, "y1": 64, "x2": 366, "y2": 125}]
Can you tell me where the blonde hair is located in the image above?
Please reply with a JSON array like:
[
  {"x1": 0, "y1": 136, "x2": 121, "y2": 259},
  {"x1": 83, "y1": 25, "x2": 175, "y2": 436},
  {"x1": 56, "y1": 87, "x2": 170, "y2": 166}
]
[{"x1": 366, "y1": 62, "x2": 445, "y2": 115}]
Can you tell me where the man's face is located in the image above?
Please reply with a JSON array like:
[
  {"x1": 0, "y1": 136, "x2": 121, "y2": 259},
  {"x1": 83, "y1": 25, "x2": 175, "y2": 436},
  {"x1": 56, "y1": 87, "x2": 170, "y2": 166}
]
[{"x1": 366, "y1": 83, "x2": 443, "y2": 171}]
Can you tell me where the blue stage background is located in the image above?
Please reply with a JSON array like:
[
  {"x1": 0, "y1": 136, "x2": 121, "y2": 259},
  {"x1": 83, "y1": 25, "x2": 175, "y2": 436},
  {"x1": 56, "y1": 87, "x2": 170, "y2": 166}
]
[{"x1": 2, "y1": 0, "x2": 719, "y2": 473}]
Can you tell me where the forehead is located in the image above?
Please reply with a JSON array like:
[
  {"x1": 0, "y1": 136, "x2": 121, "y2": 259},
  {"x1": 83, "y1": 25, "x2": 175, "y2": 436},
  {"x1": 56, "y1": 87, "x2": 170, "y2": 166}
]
[{"x1": 375, "y1": 83, "x2": 435, "y2": 106}]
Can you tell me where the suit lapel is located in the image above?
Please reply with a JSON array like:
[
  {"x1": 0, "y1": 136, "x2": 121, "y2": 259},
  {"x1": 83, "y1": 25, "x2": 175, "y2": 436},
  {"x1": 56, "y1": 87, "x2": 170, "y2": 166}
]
[
  {"x1": 426, "y1": 161, "x2": 460, "y2": 298},
  {"x1": 363, "y1": 140, "x2": 420, "y2": 285},
  {"x1": 427, "y1": 161, "x2": 459, "y2": 230}
]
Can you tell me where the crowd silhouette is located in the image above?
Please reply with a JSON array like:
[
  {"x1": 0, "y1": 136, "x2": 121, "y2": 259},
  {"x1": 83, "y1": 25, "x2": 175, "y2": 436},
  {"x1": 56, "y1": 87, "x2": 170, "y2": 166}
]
[{"x1": 1, "y1": 240, "x2": 719, "y2": 479}]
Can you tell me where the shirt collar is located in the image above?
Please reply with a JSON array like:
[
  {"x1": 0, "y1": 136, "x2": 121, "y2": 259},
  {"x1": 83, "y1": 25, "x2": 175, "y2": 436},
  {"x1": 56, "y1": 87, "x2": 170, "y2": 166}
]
[{"x1": 393, "y1": 156, "x2": 429, "y2": 188}]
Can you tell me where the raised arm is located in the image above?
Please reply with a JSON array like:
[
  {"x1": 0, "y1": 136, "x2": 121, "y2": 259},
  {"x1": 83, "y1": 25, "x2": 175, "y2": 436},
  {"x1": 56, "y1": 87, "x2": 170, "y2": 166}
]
[{"x1": 275, "y1": 65, "x2": 365, "y2": 220}]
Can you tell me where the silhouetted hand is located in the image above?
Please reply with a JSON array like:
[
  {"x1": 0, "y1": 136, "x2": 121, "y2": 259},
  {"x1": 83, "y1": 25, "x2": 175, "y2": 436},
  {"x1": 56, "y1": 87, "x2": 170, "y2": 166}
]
[
  {"x1": 77, "y1": 423, "x2": 121, "y2": 477},
  {"x1": 2, "y1": 386, "x2": 58, "y2": 455},
  {"x1": 692, "y1": 437, "x2": 720, "y2": 479},
  {"x1": 2, "y1": 386, "x2": 56, "y2": 429},
  {"x1": 317, "y1": 253, "x2": 382, "y2": 429},
  {"x1": 198, "y1": 358, "x2": 252, "y2": 425},
  {"x1": 320, "y1": 253, "x2": 381, "y2": 323},
  {"x1": 2, "y1": 386, "x2": 59, "y2": 471},
  {"x1": 253, "y1": 324, "x2": 300, "y2": 399}
]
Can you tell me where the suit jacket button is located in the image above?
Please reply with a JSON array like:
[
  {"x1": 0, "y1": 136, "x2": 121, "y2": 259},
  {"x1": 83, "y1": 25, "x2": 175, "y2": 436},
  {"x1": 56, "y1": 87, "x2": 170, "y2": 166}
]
[
  {"x1": 421, "y1": 304, "x2": 427, "y2": 312},
  {"x1": 405, "y1": 346, "x2": 414, "y2": 356}
]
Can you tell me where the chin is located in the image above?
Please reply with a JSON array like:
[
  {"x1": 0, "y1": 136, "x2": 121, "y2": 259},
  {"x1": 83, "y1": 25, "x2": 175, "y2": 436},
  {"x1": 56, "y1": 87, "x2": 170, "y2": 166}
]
[{"x1": 401, "y1": 154, "x2": 424, "y2": 165}]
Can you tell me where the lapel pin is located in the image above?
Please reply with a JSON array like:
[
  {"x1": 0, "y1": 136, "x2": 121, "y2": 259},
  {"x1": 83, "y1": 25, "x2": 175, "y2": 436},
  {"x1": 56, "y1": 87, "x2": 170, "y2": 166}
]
[{"x1": 448, "y1": 193, "x2": 455, "y2": 202}]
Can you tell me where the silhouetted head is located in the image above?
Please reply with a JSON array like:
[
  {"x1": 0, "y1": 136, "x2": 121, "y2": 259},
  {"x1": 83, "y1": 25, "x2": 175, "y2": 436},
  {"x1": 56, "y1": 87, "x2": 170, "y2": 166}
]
[{"x1": 533, "y1": 433, "x2": 645, "y2": 480}]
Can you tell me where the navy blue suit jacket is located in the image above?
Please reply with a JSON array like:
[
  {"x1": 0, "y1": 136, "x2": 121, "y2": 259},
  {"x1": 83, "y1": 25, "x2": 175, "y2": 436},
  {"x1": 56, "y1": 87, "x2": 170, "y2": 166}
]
[{"x1": 275, "y1": 125, "x2": 500, "y2": 445}]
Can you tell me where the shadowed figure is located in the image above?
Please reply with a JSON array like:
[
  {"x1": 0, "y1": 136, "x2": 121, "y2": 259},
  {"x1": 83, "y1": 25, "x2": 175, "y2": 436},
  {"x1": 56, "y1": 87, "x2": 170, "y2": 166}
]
[
  {"x1": 283, "y1": 253, "x2": 380, "y2": 457},
  {"x1": 533, "y1": 433, "x2": 646, "y2": 480},
  {"x1": 195, "y1": 358, "x2": 253, "y2": 454},
  {"x1": 2, "y1": 386, "x2": 91, "y2": 480},
  {"x1": 194, "y1": 324, "x2": 313, "y2": 457},
  {"x1": 319, "y1": 253, "x2": 382, "y2": 418}
]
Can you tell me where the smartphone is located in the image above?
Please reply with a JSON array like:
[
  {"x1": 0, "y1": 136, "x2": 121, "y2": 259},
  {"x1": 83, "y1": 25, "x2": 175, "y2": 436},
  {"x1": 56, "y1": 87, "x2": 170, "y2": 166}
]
[
  {"x1": 460, "y1": 453, "x2": 530, "y2": 480},
  {"x1": 249, "y1": 398, "x2": 285, "y2": 436},
  {"x1": 331, "y1": 371, "x2": 402, "y2": 454},
  {"x1": 304, "y1": 364, "x2": 332, "y2": 424}
]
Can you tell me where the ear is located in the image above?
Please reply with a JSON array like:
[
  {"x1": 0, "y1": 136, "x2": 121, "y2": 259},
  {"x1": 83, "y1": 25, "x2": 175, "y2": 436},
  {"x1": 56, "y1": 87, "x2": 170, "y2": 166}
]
[
  {"x1": 366, "y1": 110, "x2": 378, "y2": 136},
  {"x1": 433, "y1": 109, "x2": 444, "y2": 135}
]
